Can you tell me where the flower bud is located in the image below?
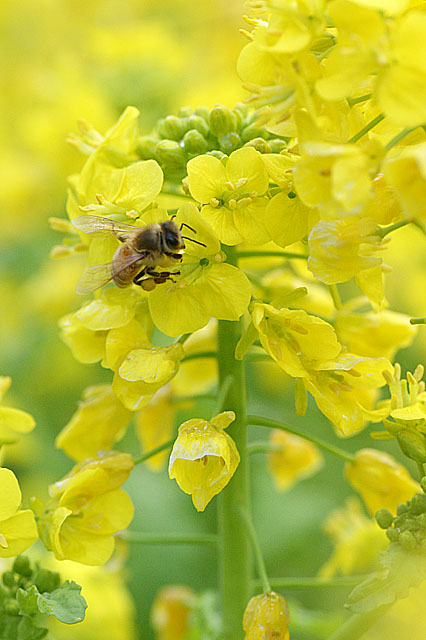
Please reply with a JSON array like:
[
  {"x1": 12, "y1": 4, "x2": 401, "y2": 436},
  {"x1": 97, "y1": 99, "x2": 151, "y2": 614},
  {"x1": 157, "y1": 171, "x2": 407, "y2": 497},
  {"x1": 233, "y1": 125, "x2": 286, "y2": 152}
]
[
  {"x1": 244, "y1": 138, "x2": 271, "y2": 154},
  {"x1": 234, "y1": 102, "x2": 250, "y2": 120},
  {"x1": 410, "y1": 494, "x2": 426, "y2": 514},
  {"x1": 269, "y1": 139, "x2": 288, "y2": 153},
  {"x1": 186, "y1": 114, "x2": 210, "y2": 138},
  {"x1": 209, "y1": 104, "x2": 238, "y2": 136},
  {"x1": 2, "y1": 599, "x2": 19, "y2": 616},
  {"x1": 243, "y1": 591, "x2": 290, "y2": 640},
  {"x1": 33, "y1": 568, "x2": 60, "y2": 593},
  {"x1": 241, "y1": 123, "x2": 268, "y2": 143},
  {"x1": 155, "y1": 140, "x2": 187, "y2": 168},
  {"x1": 183, "y1": 129, "x2": 208, "y2": 155},
  {"x1": 375, "y1": 508, "x2": 394, "y2": 529},
  {"x1": 386, "y1": 527, "x2": 399, "y2": 542},
  {"x1": 158, "y1": 115, "x2": 188, "y2": 141},
  {"x1": 137, "y1": 135, "x2": 159, "y2": 160},
  {"x1": 207, "y1": 150, "x2": 227, "y2": 163},
  {"x1": 12, "y1": 555, "x2": 32, "y2": 577},
  {"x1": 396, "y1": 429, "x2": 426, "y2": 463},
  {"x1": 400, "y1": 530, "x2": 417, "y2": 551},
  {"x1": 2, "y1": 571, "x2": 15, "y2": 587},
  {"x1": 219, "y1": 132, "x2": 241, "y2": 154},
  {"x1": 150, "y1": 585, "x2": 194, "y2": 640},
  {"x1": 177, "y1": 106, "x2": 193, "y2": 118},
  {"x1": 194, "y1": 105, "x2": 210, "y2": 121}
]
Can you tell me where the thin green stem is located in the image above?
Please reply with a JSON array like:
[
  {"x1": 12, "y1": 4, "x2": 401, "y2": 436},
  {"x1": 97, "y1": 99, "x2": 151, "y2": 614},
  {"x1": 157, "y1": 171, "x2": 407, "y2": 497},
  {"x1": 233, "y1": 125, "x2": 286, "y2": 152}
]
[
  {"x1": 328, "y1": 284, "x2": 342, "y2": 310},
  {"x1": 170, "y1": 392, "x2": 217, "y2": 403},
  {"x1": 182, "y1": 350, "x2": 217, "y2": 362},
  {"x1": 247, "y1": 441, "x2": 281, "y2": 456},
  {"x1": 254, "y1": 575, "x2": 371, "y2": 590},
  {"x1": 176, "y1": 333, "x2": 191, "y2": 345},
  {"x1": 238, "y1": 506, "x2": 271, "y2": 593},
  {"x1": 121, "y1": 532, "x2": 218, "y2": 545},
  {"x1": 385, "y1": 126, "x2": 420, "y2": 151},
  {"x1": 410, "y1": 317, "x2": 426, "y2": 325},
  {"x1": 162, "y1": 190, "x2": 191, "y2": 198},
  {"x1": 133, "y1": 438, "x2": 174, "y2": 466},
  {"x1": 237, "y1": 251, "x2": 308, "y2": 260},
  {"x1": 347, "y1": 93, "x2": 372, "y2": 108},
  {"x1": 247, "y1": 415, "x2": 355, "y2": 462},
  {"x1": 379, "y1": 218, "x2": 412, "y2": 238},
  {"x1": 217, "y1": 246, "x2": 251, "y2": 639},
  {"x1": 329, "y1": 605, "x2": 392, "y2": 640},
  {"x1": 348, "y1": 113, "x2": 385, "y2": 144},
  {"x1": 212, "y1": 374, "x2": 234, "y2": 418}
]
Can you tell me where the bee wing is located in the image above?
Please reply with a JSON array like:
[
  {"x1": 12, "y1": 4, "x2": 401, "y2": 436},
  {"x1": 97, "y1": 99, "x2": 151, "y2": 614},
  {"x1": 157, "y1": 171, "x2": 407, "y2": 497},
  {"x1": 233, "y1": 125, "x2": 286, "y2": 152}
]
[
  {"x1": 72, "y1": 215, "x2": 140, "y2": 236},
  {"x1": 76, "y1": 253, "x2": 145, "y2": 295}
]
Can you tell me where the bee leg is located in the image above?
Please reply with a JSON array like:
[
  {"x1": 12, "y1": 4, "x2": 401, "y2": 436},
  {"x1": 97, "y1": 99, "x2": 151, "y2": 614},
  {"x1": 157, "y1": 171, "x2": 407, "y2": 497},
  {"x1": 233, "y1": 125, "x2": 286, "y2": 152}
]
[
  {"x1": 146, "y1": 269, "x2": 181, "y2": 283},
  {"x1": 164, "y1": 252, "x2": 183, "y2": 261},
  {"x1": 132, "y1": 267, "x2": 148, "y2": 286}
]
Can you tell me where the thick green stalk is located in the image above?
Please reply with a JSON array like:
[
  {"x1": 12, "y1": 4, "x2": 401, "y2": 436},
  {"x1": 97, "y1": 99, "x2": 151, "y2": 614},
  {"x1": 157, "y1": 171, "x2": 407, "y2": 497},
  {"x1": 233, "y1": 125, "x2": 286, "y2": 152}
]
[
  {"x1": 217, "y1": 247, "x2": 251, "y2": 638},
  {"x1": 328, "y1": 605, "x2": 392, "y2": 640}
]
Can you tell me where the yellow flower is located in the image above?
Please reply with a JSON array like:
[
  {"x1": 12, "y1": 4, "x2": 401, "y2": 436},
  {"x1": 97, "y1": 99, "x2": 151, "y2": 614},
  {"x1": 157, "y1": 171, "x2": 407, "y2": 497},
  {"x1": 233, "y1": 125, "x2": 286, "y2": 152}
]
[
  {"x1": 0, "y1": 467, "x2": 38, "y2": 557},
  {"x1": 308, "y1": 218, "x2": 383, "y2": 284},
  {"x1": 251, "y1": 302, "x2": 341, "y2": 378},
  {"x1": 335, "y1": 308, "x2": 417, "y2": 360},
  {"x1": 55, "y1": 385, "x2": 132, "y2": 461},
  {"x1": 319, "y1": 498, "x2": 388, "y2": 578},
  {"x1": 294, "y1": 142, "x2": 372, "y2": 214},
  {"x1": 0, "y1": 377, "x2": 35, "y2": 444},
  {"x1": 345, "y1": 448, "x2": 419, "y2": 515},
  {"x1": 169, "y1": 411, "x2": 240, "y2": 512},
  {"x1": 243, "y1": 591, "x2": 290, "y2": 640},
  {"x1": 186, "y1": 147, "x2": 270, "y2": 245},
  {"x1": 150, "y1": 585, "x2": 195, "y2": 640},
  {"x1": 171, "y1": 320, "x2": 217, "y2": 396},
  {"x1": 148, "y1": 203, "x2": 252, "y2": 336},
  {"x1": 113, "y1": 343, "x2": 185, "y2": 411},
  {"x1": 304, "y1": 353, "x2": 393, "y2": 436},
  {"x1": 37, "y1": 451, "x2": 134, "y2": 565},
  {"x1": 384, "y1": 142, "x2": 426, "y2": 222},
  {"x1": 268, "y1": 430, "x2": 323, "y2": 491}
]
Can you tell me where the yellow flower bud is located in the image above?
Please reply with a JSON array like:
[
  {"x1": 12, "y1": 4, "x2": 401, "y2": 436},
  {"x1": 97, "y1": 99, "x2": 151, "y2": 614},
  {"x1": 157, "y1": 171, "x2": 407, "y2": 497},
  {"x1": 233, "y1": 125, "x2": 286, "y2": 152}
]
[
  {"x1": 345, "y1": 448, "x2": 419, "y2": 515},
  {"x1": 269, "y1": 430, "x2": 323, "y2": 492},
  {"x1": 150, "y1": 585, "x2": 195, "y2": 640},
  {"x1": 243, "y1": 591, "x2": 290, "y2": 640}
]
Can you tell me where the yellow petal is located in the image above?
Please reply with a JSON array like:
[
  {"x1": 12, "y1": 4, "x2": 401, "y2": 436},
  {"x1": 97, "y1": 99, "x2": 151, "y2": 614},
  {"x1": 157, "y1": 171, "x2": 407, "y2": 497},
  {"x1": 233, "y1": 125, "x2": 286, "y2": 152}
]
[
  {"x1": 59, "y1": 313, "x2": 107, "y2": 364},
  {"x1": 104, "y1": 319, "x2": 150, "y2": 371},
  {"x1": 226, "y1": 147, "x2": 269, "y2": 196},
  {"x1": 77, "y1": 288, "x2": 138, "y2": 331},
  {"x1": 0, "y1": 510, "x2": 38, "y2": 558},
  {"x1": 209, "y1": 411, "x2": 235, "y2": 431},
  {"x1": 0, "y1": 468, "x2": 22, "y2": 520},
  {"x1": 114, "y1": 160, "x2": 164, "y2": 211},
  {"x1": 0, "y1": 407, "x2": 35, "y2": 434},
  {"x1": 77, "y1": 488, "x2": 134, "y2": 535},
  {"x1": 200, "y1": 205, "x2": 243, "y2": 246},
  {"x1": 187, "y1": 155, "x2": 226, "y2": 203},
  {"x1": 233, "y1": 199, "x2": 270, "y2": 245},
  {"x1": 112, "y1": 372, "x2": 158, "y2": 411},
  {"x1": 265, "y1": 193, "x2": 310, "y2": 248},
  {"x1": 55, "y1": 385, "x2": 132, "y2": 461},
  {"x1": 58, "y1": 521, "x2": 115, "y2": 565}
]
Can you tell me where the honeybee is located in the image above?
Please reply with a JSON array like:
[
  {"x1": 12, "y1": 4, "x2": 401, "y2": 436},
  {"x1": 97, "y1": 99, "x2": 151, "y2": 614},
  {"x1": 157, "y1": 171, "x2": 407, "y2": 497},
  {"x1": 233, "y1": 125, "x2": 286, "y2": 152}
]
[{"x1": 71, "y1": 215, "x2": 205, "y2": 294}]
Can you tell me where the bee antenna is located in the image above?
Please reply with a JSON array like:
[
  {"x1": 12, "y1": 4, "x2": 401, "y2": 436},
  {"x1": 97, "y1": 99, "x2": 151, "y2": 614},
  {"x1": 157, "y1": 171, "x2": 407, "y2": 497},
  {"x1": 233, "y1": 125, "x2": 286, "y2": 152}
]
[
  {"x1": 182, "y1": 236, "x2": 207, "y2": 247},
  {"x1": 180, "y1": 222, "x2": 197, "y2": 234},
  {"x1": 170, "y1": 214, "x2": 177, "y2": 221}
]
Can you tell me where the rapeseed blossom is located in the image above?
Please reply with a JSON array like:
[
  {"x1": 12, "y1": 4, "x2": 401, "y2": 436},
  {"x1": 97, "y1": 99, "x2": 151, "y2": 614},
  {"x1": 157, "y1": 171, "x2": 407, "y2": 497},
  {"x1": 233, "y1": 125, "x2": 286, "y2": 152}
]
[
  {"x1": 169, "y1": 412, "x2": 240, "y2": 511},
  {"x1": 0, "y1": 377, "x2": 35, "y2": 444},
  {"x1": 0, "y1": 468, "x2": 38, "y2": 557},
  {"x1": 243, "y1": 592, "x2": 290, "y2": 640}
]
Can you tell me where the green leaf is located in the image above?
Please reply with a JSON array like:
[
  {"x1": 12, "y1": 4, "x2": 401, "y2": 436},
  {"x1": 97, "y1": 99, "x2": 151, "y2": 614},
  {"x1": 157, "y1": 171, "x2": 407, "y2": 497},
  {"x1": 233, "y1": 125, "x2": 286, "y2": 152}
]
[
  {"x1": 17, "y1": 585, "x2": 40, "y2": 616},
  {"x1": 17, "y1": 617, "x2": 48, "y2": 640},
  {"x1": 345, "y1": 544, "x2": 426, "y2": 613},
  {"x1": 36, "y1": 581, "x2": 87, "y2": 624}
]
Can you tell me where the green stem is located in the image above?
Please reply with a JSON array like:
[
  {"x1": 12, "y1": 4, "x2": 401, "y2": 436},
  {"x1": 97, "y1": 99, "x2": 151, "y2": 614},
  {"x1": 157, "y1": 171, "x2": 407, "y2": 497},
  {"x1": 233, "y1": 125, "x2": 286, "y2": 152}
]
[
  {"x1": 170, "y1": 392, "x2": 217, "y2": 403},
  {"x1": 254, "y1": 575, "x2": 371, "y2": 590},
  {"x1": 121, "y1": 532, "x2": 217, "y2": 545},
  {"x1": 410, "y1": 317, "x2": 426, "y2": 325},
  {"x1": 133, "y1": 439, "x2": 174, "y2": 466},
  {"x1": 417, "y1": 461, "x2": 425, "y2": 480},
  {"x1": 238, "y1": 506, "x2": 271, "y2": 593},
  {"x1": 247, "y1": 415, "x2": 355, "y2": 462},
  {"x1": 385, "y1": 126, "x2": 419, "y2": 151},
  {"x1": 329, "y1": 605, "x2": 392, "y2": 640},
  {"x1": 176, "y1": 332, "x2": 191, "y2": 345},
  {"x1": 237, "y1": 251, "x2": 308, "y2": 260},
  {"x1": 182, "y1": 350, "x2": 217, "y2": 362},
  {"x1": 217, "y1": 246, "x2": 251, "y2": 639},
  {"x1": 247, "y1": 441, "x2": 281, "y2": 456},
  {"x1": 348, "y1": 113, "x2": 385, "y2": 144},
  {"x1": 379, "y1": 218, "x2": 412, "y2": 238},
  {"x1": 328, "y1": 284, "x2": 342, "y2": 310},
  {"x1": 347, "y1": 93, "x2": 372, "y2": 108}
]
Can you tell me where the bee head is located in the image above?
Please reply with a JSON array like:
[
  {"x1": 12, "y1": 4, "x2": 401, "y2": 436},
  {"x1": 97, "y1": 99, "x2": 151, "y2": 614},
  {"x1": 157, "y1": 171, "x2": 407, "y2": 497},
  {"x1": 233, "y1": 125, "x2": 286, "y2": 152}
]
[{"x1": 161, "y1": 220, "x2": 185, "y2": 251}]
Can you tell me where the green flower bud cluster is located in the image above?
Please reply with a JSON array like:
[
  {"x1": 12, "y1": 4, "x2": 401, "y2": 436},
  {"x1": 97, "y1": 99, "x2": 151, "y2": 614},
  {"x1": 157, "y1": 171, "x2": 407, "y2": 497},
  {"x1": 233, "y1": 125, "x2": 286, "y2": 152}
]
[
  {"x1": 0, "y1": 556, "x2": 85, "y2": 639},
  {"x1": 136, "y1": 103, "x2": 286, "y2": 178},
  {"x1": 376, "y1": 484, "x2": 426, "y2": 551}
]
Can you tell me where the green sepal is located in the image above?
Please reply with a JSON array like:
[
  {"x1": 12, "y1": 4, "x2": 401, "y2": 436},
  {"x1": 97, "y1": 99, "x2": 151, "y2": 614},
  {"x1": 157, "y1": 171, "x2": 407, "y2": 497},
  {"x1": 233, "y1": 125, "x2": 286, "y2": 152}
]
[
  {"x1": 345, "y1": 543, "x2": 426, "y2": 613},
  {"x1": 36, "y1": 581, "x2": 87, "y2": 624},
  {"x1": 235, "y1": 321, "x2": 258, "y2": 361},
  {"x1": 16, "y1": 586, "x2": 39, "y2": 616}
]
